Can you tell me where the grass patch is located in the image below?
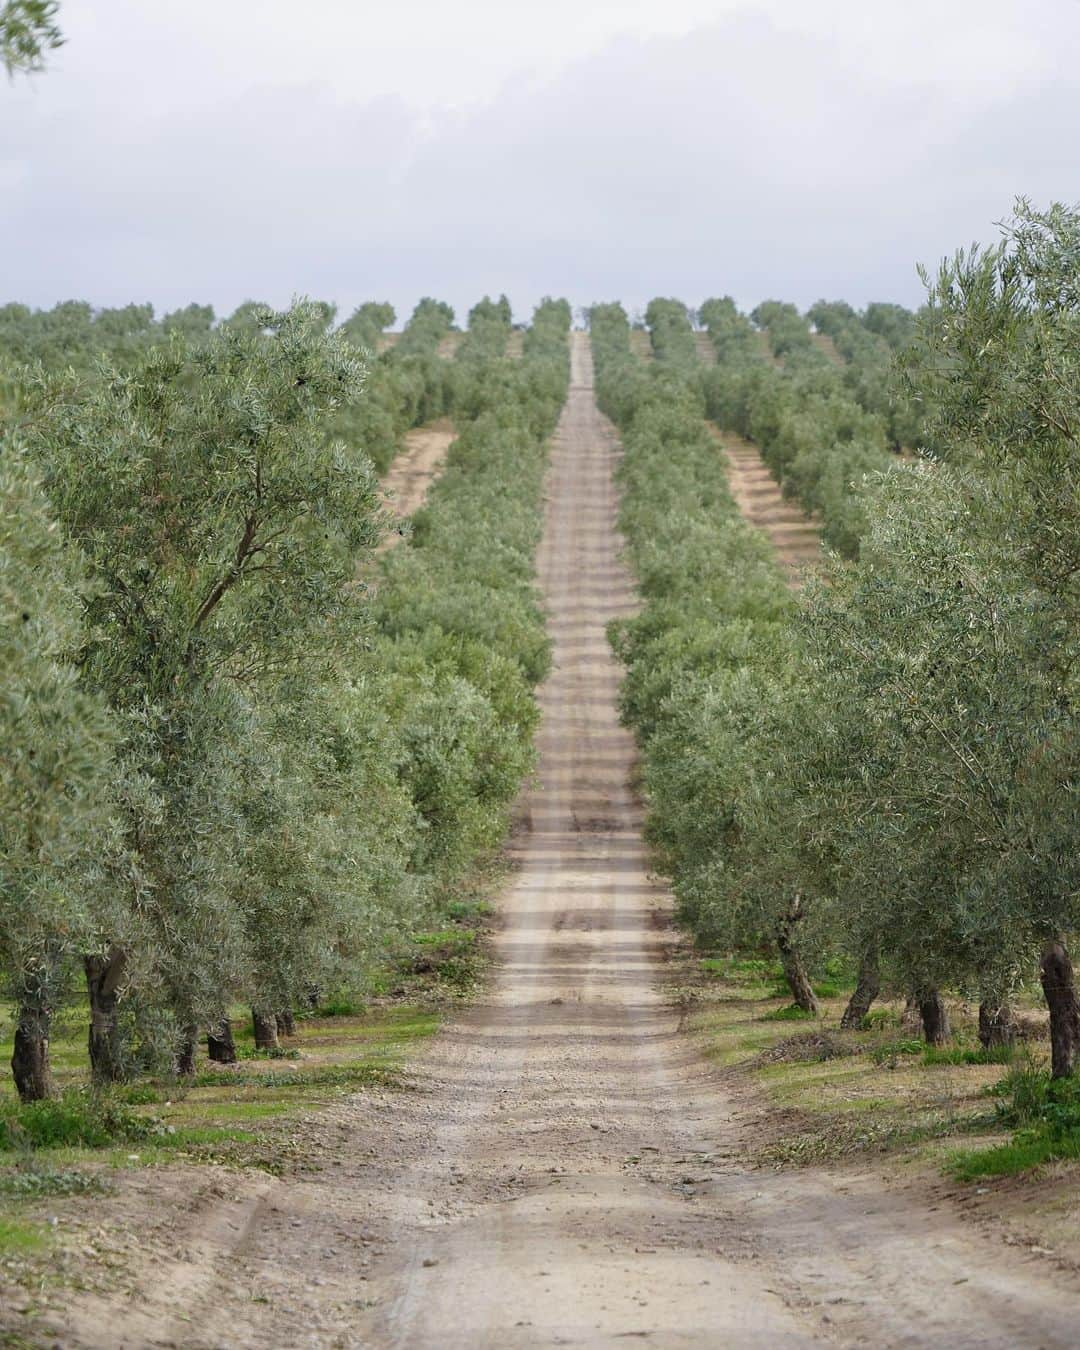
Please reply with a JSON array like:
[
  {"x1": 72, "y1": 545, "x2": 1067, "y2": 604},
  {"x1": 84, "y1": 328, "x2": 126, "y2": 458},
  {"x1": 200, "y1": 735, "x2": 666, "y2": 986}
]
[
  {"x1": 868, "y1": 1038, "x2": 923, "y2": 1066},
  {"x1": 762, "y1": 1003, "x2": 817, "y2": 1023},
  {"x1": 0, "y1": 1091, "x2": 163, "y2": 1152},
  {"x1": 687, "y1": 960, "x2": 1045, "y2": 1175},
  {"x1": 761, "y1": 1110, "x2": 989, "y2": 1169},
  {"x1": 313, "y1": 993, "x2": 363, "y2": 1018},
  {"x1": 924, "y1": 1043, "x2": 1016, "y2": 1067},
  {"x1": 950, "y1": 1132, "x2": 1080, "y2": 1181},
  {"x1": 949, "y1": 1065, "x2": 1080, "y2": 1181},
  {"x1": 0, "y1": 1217, "x2": 48, "y2": 1254}
]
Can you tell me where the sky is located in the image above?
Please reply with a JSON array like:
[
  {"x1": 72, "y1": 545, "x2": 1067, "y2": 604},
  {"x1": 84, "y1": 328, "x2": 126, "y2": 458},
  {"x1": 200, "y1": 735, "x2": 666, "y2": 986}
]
[{"x1": 2, "y1": 0, "x2": 1078, "y2": 324}]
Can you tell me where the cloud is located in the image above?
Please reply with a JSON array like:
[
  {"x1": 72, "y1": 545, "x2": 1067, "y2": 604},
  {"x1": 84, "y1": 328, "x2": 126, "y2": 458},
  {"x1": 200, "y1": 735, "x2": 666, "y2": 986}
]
[{"x1": 1, "y1": 4, "x2": 1077, "y2": 320}]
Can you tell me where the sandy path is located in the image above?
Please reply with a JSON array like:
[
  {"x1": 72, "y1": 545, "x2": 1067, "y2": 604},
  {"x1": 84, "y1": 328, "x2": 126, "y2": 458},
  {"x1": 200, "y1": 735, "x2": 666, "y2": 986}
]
[
  {"x1": 628, "y1": 329, "x2": 652, "y2": 361},
  {"x1": 377, "y1": 418, "x2": 456, "y2": 552},
  {"x1": 707, "y1": 423, "x2": 822, "y2": 585},
  {"x1": 694, "y1": 331, "x2": 715, "y2": 364},
  {"x1": 48, "y1": 336, "x2": 1080, "y2": 1350}
]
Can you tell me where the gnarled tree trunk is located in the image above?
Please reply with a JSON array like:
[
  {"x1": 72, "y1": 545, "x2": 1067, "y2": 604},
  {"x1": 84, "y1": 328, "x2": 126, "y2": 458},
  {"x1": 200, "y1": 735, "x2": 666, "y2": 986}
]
[
  {"x1": 918, "y1": 989, "x2": 951, "y2": 1045},
  {"x1": 207, "y1": 1018, "x2": 237, "y2": 1064},
  {"x1": 176, "y1": 1024, "x2": 198, "y2": 1076},
  {"x1": 12, "y1": 1001, "x2": 56, "y2": 1103},
  {"x1": 978, "y1": 1000, "x2": 1016, "y2": 1049},
  {"x1": 276, "y1": 1008, "x2": 296, "y2": 1038},
  {"x1": 84, "y1": 947, "x2": 127, "y2": 1083},
  {"x1": 1040, "y1": 941, "x2": 1080, "y2": 1079},
  {"x1": 841, "y1": 948, "x2": 880, "y2": 1029},
  {"x1": 776, "y1": 894, "x2": 819, "y2": 1015},
  {"x1": 252, "y1": 1008, "x2": 279, "y2": 1052}
]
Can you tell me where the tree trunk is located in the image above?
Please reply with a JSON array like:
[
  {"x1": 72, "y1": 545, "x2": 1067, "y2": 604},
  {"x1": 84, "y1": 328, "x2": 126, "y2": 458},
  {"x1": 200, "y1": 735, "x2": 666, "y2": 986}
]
[
  {"x1": 84, "y1": 947, "x2": 127, "y2": 1083},
  {"x1": 978, "y1": 1000, "x2": 1016, "y2": 1049},
  {"x1": 176, "y1": 1024, "x2": 198, "y2": 1076},
  {"x1": 918, "y1": 989, "x2": 951, "y2": 1045},
  {"x1": 841, "y1": 948, "x2": 880, "y2": 1029},
  {"x1": 276, "y1": 1008, "x2": 296, "y2": 1038},
  {"x1": 776, "y1": 895, "x2": 819, "y2": 1015},
  {"x1": 207, "y1": 1018, "x2": 237, "y2": 1064},
  {"x1": 1040, "y1": 941, "x2": 1080, "y2": 1079},
  {"x1": 11, "y1": 1001, "x2": 56, "y2": 1103},
  {"x1": 252, "y1": 1009, "x2": 279, "y2": 1052}
]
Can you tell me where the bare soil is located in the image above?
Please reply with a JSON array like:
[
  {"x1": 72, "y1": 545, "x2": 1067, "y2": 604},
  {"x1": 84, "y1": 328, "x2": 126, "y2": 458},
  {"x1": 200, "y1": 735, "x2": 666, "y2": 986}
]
[
  {"x1": 29, "y1": 336, "x2": 1080, "y2": 1348},
  {"x1": 707, "y1": 423, "x2": 822, "y2": 584},
  {"x1": 377, "y1": 418, "x2": 456, "y2": 552},
  {"x1": 628, "y1": 329, "x2": 652, "y2": 361},
  {"x1": 376, "y1": 333, "x2": 463, "y2": 359},
  {"x1": 810, "y1": 332, "x2": 843, "y2": 365}
]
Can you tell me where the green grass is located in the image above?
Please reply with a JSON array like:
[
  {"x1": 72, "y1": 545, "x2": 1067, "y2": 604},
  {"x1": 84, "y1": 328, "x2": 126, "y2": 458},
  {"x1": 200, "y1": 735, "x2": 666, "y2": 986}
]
[
  {"x1": 0, "y1": 1217, "x2": 48, "y2": 1254},
  {"x1": 950, "y1": 1132, "x2": 1080, "y2": 1181},
  {"x1": 0, "y1": 1092, "x2": 161, "y2": 1151},
  {"x1": 762, "y1": 1003, "x2": 817, "y2": 1022},
  {"x1": 947, "y1": 1064, "x2": 1080, "y2": 1181},
  {"x1": 924, "y1": 1043, "x2": 1016, "y2": 1067}
]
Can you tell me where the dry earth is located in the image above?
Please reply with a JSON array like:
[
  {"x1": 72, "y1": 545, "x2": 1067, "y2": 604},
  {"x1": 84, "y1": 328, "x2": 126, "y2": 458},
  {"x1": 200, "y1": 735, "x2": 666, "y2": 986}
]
[
  {"x1": 375, "y1": 333, "x2": 463, "y2": 358},
  {"x1": 707, "y1": 424, "x2": 822, "y2": 584},
  {"x1": 40, "y1": 335, "x2": 1080, "y2": 1349},
  {"x1": 628, "y1": 329, "x2": 652, "y2": 361},
  {"x1": 377, "y1": 418, "x2": 456, "y2": 553}
]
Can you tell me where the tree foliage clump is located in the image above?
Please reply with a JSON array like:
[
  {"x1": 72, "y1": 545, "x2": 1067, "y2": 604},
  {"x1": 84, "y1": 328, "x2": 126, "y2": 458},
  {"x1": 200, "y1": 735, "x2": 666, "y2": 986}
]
[{"x1": 0, "y1": 0, "x2": 61, "y2": 75}]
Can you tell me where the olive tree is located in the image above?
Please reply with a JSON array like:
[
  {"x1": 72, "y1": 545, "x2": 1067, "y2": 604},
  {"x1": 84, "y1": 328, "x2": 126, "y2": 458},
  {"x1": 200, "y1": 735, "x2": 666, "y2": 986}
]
[
  {"x1": 896, "y1": 199, "x2": 1080, "y2": 1068},
  {"x1": 26, "y1": 304, "x2": 386, "y2": 1076}
]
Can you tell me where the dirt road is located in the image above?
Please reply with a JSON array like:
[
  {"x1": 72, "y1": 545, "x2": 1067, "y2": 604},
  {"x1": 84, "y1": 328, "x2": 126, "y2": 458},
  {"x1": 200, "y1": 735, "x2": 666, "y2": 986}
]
[
  {"x1": 378, "y1": 418, "x2": 456, "y2": 551},
  {"x1": 52, "y1": 335, "x2": 1080, "y2": 1348}
]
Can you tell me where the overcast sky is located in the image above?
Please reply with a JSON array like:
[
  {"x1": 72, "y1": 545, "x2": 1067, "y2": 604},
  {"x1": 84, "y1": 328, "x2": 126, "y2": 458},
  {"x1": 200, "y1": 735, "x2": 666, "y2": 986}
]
[{"x1": 2, "y1": 0, "x2": 1078, "y2": 323}]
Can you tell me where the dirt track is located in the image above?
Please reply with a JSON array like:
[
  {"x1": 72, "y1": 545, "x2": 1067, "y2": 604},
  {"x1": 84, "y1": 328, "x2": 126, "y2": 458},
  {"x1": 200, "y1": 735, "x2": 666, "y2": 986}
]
[
  {"x1": 377, "y1": 417, "x2": 456, "y2": 551},
  {"x1": 50, "y1": 335, "x2": 1080, "y2": 1349},
  {"x1": 708, "y1": 423, "x2": 822, "y2": 585}
]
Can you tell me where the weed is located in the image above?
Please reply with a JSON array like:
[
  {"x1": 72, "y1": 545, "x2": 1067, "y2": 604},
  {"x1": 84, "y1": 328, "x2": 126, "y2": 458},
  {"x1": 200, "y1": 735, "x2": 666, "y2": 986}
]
[
  {"x1": 445, "y1": 899, "x2": 492, "y2": 923},
  {"x1": 949, "y1": 1066, "x2": 1080, "y2": 1180},
  {"x1": 762, "y1": 1004, "x2": 817, "y2": 1023},
  {"x1": 0, "y1": 1166, "x2": 113, "y2": 1198},
  {"x1": 0, "y1": 1091, "x2": 162, "y2": 1151},
  {"x1": 923, "y1": 1044, "x2": 1015, "y2": 1067},
  {"x1": 701, "y1": 955, "x2": 778, "y2": 983},
  {"x1": 950, "y1": 1133, "x2": 1080, "y2": 1182},
  {"x1": 0, "y1": 1218, "x2": 47, "y2": 1254},
  {"x1": 767, "y1": 979, "x2": 845, "y2": 1001},
  {"x1": 761, "y1": 1110, "x2": 986, "y2": 1169},
  {"x1": 314, "y1": 994, "x2": 363, "y2": 1018},
  {"x1": 869, "y1": 1038, "x2": 923, "y2": 1066}
]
